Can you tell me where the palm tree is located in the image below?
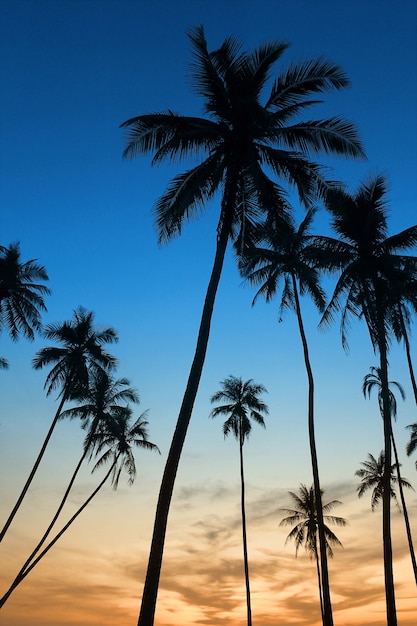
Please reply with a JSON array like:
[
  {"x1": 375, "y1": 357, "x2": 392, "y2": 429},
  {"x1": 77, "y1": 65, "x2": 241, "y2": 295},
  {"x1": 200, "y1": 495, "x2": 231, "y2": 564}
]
[
  {"x1": 390, "y1": 302, "x2": 417, "y2": 406},
  {"x1": 238, "y1": 208, "x2": 336, "y2": 624},
  {"x1": 406, "y1": 423, "x2": 417, "y2": 469},
  {"x1": 355, "y1": 452, "x2": 412, "y2": 510},
  {"x1": 121, "y1": 27, "x2": 364, "y2": 626},
  {"x1": 0, "y1": 407, "x2": 159, "y2": 607},
  {"x1": 279, "y1": 484, "x2": 346, "y2": 621},
  {"x1": 1, "y1": 371, "x2": 139, "y2": 601},
  {"x1": 0, "y1": 307, "x2": 118, "y2": 543},
  {"x1": 0, "y1": 242, "x2": 50, "y2": 368},
  {"x1": 315, "y1": 174, "x2": 417, "y2": 626},
  {"x1": 362, "y1": 367, "x2": 417, "y2": 584},
  {"x1": 210, "y1": 375, "x2": 268, "y2": 626}
]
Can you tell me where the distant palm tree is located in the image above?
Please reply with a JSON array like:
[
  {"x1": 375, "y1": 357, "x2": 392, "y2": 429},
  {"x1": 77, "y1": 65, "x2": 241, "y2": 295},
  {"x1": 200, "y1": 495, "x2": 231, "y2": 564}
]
[
  {"x1": 279, "y1": 484, "x2": 346, "y2": 621},
  {"x1": 2, "y1": 371, "x2": 139, "y2": 601},
  {"x1": 0, "y1": 408, "x2": 159, "y2": 607},
  {"x1": 238, "y1": 208, "x2": 336, "y2": 624},
  {"x1": 315, "y1": 174, "x2": 417, "y2": 626},
  {"x1": 406, "y1": 423, "x2": 417, "y2": 469},
  {"x1": 210, "y1": 375, "x2": 268, "y2": 626},
  {"x1": 362, "y1": 367, "x2": 417, "y2": 583},
  {"x1": 0, "y1": 242, "x2": 50, "y2": 367},
  {"x1": 0, "y1": 307, "x2": 118, "y2": 543},
  {"x1": 122, "y1": 27, "x2": 364, "y2": 626},
  {"x1": 355, "y1": 452, "x2": 412, "y2": 511}
]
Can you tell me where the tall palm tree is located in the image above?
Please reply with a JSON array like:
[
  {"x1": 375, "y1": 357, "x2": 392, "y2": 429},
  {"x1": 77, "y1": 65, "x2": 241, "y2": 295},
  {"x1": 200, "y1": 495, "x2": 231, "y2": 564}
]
[
  {"x1": 238, "y1": 208, "x2": 336, "y2": 624},
  {"x1": 279, "y1": 484, "x2": 346, "y2": 621},
  {"x1": 362, "y1": 367, "x2": 417, "y2": 584},
  {"x1": 2, "y1": 371, "x2": 139, "y2": 600},
  {"x1": 315, "y1": 174, "x2": 417, "y2": 626},
  {"x1": 210, "y1": 375, "x2": 268, "y2": 626},
  {"x1": 390, "y1": 302, "x2": 417, "y2": 406},
  {"x1": 0, "y1": 307, "x2": 118, "y2": 543},
  {"x1": 0, "y1": 242, "x2": 50, "y2": 367},
  {"x1": 121, "y1": 27, "x2": 364, "y2": 626},
  {"x1": 0, "y1": 407, "x2": 159, "y2": 607}
]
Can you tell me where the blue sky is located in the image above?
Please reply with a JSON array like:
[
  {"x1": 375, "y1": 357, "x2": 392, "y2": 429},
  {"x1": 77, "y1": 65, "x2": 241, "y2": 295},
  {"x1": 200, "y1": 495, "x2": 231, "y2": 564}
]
[{"x1": 1, "y1": 2, "x2": 417, "y2": 625}]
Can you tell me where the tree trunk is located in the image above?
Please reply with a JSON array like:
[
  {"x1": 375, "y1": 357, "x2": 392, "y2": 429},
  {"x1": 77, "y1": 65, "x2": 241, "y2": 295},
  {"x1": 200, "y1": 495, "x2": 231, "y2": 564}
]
[
  {"x1": 0, "y1": 393, "x2": 68, "y2": 543},
  {"x1": 239, "y1": 430, "x2": 252, "y2": 626},
  {"x1": 378, "y1": 335, "x2": 397, "y2": 626},
  {"x1": 314, "y1": 537, "x2": 324, "y2": 622},
  {"x1": 137, "y1": 210, "x2": 233, "y2": 626},
  {"x1": 292, "y1": 275, "x2": 333, "y2": 626},
  {"x1": 399, "y1": 309, "x2": 417, "y2": 406},
  {"x1": 0, "y1": 457, "x2": 117, "y2": 607},
  {"x1": 390, "y1": 426, "x2": 417, "y2": 585}
]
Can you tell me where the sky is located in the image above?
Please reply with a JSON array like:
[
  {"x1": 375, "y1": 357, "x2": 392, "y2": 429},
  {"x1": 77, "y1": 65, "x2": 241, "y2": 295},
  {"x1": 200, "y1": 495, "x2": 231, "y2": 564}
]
[{"x1": 0, "y1": 0, "x2": 417, "y2": 625}]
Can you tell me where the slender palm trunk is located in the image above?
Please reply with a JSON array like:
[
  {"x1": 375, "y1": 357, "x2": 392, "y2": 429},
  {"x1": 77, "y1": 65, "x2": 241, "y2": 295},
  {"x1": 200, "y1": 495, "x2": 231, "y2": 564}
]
[
  {"x1": 137, "y1": 208, "x2": 234, "y2": 626},
  {"x1": 378, "y1": 334, "x2": 397, "y2": 626},
  {"x1": 0, "y1": 457, "x2": 117, "y2": 607},
  {"x1": 2, "y1": 450, "x2": 88, "y2": 601},
  {"x1": 390, "y1": 426, "x2": 417, "y2": 584},
  {"x1": 239, "y1": 430, "x2": 252, "y2": 626},
  {"x1": 314, "y1": 538, "x2": 324, "y2": 622},
  {"x1": 399, "y1": 309, "x2": 417, "y2": 406},
  {"x1": 291, "y1": 274, "x2": 333, "y2": 626},
  {"x1": 0, "y1": 393, "x2": 68, "y2": 543}
]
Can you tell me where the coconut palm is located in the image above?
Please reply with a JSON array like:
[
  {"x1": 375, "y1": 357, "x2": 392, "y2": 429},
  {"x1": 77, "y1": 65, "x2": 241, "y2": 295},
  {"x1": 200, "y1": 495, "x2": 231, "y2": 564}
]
[
  {"x1": 279, "y1": 484, "x2": 346, "y2": 621},
  {"x1": 0, "y1": 407, "x2": 159, "y2": 607},
  {"x1": 406, "y1": 423, "x2": 417, "y2": 469},
  {"x1": 1, "y1": 371, "x2": 139, "y2": 601},
  {"x1": 0, "y1": 307, "x2": 118, "y2": 543},
  {"x1": 238, "y1": 208, "x2": 336, "y2": 623},
  {"x1": 0, "y1": 242, "x2": 50, "y2": 368},
  {"x1": 315, "y1": 174, "x2": 417, "y2": 626},
  {"x1": 210, "y1": 375, "x2": 268, "y2": 626},
  {"x1": 362, "y1": 367, "x2": 417, "y2": 584},
  {"x1": 122, "y1": 27, "x2": 364, "y2": 626},
  {"x1": 355, "y1": 452, "x2": 413, "y2": 510}
]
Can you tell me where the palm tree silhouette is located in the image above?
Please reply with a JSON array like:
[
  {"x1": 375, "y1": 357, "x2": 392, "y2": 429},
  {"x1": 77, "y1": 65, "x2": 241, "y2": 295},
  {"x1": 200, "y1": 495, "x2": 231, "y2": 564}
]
[
  {"x1": 0, "y1": 242, "x2": 50, "y2": 367},
  {"x1": 362, "y1": 366, "x2": 417, "y2": 584},
  {"x1": 210, "y1": 375, "x2": 268, "y2": 626},
  {"x1": 315, "y1": 174, "x2": 417, "y2": 626},
  {"x1": 406, "y1": 423, "x2": 417, "y2": 469},
  {"x1": 1, "y1": 371, "x2": 140, "y2": 603},
  {"x1": 355, "y1": 452, "x2": 412, "y2": 510},
  {"x1": 279, "y1": 484, "x2": 346, "y2": 621},
  {"x1": 238, "y1": 208, "x2": 337, "y2": 624},
  {"x1": 0, "y1": 307, "x2": 118, "y2": 543},
  {"x1": 0, "y1": 407, "x2": 159, "y2": 607},
  {"x1": 121, "y1": 27, "x2": 364, "y2": 626}
]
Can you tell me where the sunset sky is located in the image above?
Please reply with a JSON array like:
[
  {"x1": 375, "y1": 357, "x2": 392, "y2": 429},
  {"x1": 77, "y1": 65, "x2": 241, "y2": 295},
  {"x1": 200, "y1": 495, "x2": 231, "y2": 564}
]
[{"x1": 1, "y1": 1, "x2": 417, "y2": 625}]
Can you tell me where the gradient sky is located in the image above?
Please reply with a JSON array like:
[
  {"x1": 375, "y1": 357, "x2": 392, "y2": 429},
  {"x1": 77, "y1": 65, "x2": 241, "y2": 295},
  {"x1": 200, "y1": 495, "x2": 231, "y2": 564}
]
[{"x1": 1, "y1": 1, "x2": 417, "y2": 625}]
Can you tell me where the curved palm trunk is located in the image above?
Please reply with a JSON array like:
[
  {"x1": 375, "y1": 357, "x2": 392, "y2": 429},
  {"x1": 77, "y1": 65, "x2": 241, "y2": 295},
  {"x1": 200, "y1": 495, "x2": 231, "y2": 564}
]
[
  {"x1": 291, "y1": 274, "x2": 333, "y2": 626},
  {"x1": 399, "y1": 309, "x2": 417, "y2": 406},
  {"x1": 2, "y1": 450, "x2": 88, "y2": 600},
  {"x1": 239, "y1": 430, "x2": 252, "y2": 626},
  {"x1": 390, "y1": 426, "x2": 417, "y2": 584},
  {"x1": 313, "y1": 537, "x2": 324, "y2": 622},
  {"x1": 137, "y1": 209, "x2": 234, "y2": 626},
  {"x1": 378, "y1": 333, "x2": 397, "y2": 626},
  {"x1": 0, "y1": 393, "x2": 68, "y2": 543},
  {"x1": 0, "y1": 456, "x2": 118, "y2": 607}
]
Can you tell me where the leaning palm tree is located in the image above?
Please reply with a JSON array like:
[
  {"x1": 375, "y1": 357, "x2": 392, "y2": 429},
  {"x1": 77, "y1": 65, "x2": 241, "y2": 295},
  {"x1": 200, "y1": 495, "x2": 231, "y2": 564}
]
[
  {"x1": 1, "y1": 371, "x2": 139, "y2": 601},
  {"x1": 0, "y1": 307, "x2": 118, "y2": 543},
  {"x1": 279, "y1": 484, "x2": 346, "y2": 622},
  {"x1": 362, "y1": 367, "x2": 417, "y2": 583},
  {"x1": 315, "y1": 174, "x2": 417, "y2": 626},
  {"x1": 210, "y1": 375, "x2": 268, "y2": 626},
  {"x1": 0, "y1": 407, "x2": 159, "y2": 607},
  {"x1": 390, "y1": 301, "x2": 417, "y2": 406},
  {"x1": 0, "y1": 242, "x2": 50, "y2": 367},
  {"x1": 406, "y1": 423, "x2": 417, "y2": 469},
  {"x1": 121, "y1": 27, "x2": 364, "y2": 626},
  {"x1": 238, "y1": 208, "x2": 336, "y2": 623}
]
